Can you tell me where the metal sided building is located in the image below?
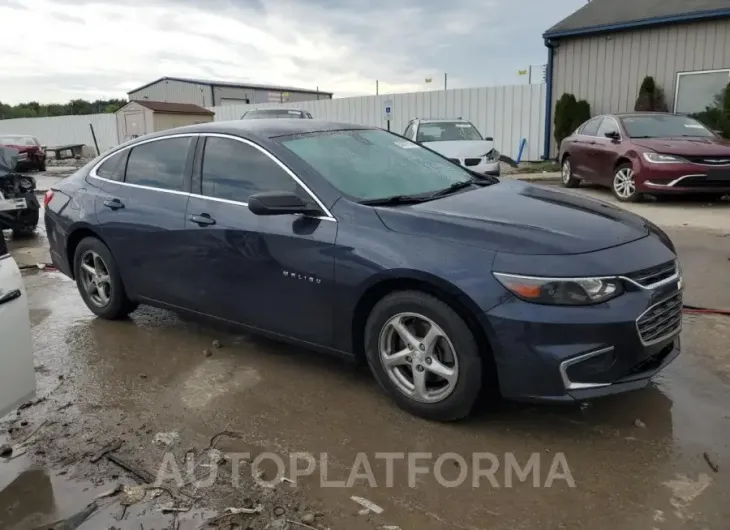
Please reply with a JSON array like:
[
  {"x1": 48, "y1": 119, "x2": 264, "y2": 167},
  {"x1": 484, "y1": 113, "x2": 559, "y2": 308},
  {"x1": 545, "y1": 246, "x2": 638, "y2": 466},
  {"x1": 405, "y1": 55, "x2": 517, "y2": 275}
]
[
  {"x1": 543, "y1": 0, "x2": 730, "y2": 158},
  {"x1": 127, "y1": 77, "x2": 333, "y2": 108}
]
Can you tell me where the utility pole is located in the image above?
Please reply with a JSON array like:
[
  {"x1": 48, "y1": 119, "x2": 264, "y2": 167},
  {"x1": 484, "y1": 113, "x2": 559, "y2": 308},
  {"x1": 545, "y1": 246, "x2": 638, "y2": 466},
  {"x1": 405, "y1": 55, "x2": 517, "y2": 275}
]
[
  {"x1": 376, "y1": 80, "x2": 379, "y2": 95},
  {"x1": 444, "y1": 73, "x2": 448, "y2": 91}
]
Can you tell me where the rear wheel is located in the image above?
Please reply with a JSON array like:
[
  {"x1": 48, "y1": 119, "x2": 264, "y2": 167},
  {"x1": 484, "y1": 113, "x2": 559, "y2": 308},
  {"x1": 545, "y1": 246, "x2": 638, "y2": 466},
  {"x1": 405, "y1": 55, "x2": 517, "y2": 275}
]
[
  {"x1": 364, "y1": 291, "x2": 483, "y2": 421},
  {"x1": 612, "y1": 163, "x2": 642, "y2": 202},
  {"x1": 73, "y1": 237, "x2": 137, "y2": 319},
  {"x1": 561, "y1": 157, "x2": 580, "y2": 188}
]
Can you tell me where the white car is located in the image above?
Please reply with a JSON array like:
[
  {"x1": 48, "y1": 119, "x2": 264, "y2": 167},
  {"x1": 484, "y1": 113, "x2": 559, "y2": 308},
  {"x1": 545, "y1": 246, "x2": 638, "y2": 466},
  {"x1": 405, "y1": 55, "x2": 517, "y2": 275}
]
[
  {"x1": 0, "y1": 235, "x2": 35, "y2": 418},
  {"x1": 403, "y1": 118, "x2": 500, "y2": 176}
]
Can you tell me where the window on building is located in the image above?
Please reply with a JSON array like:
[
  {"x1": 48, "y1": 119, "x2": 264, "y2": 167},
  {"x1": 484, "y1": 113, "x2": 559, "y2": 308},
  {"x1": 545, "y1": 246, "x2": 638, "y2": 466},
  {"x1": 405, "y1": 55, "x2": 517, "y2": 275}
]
[
  {"x1": 125, "y1": 137, "x2": 191, "y2": 191},
  {"x1": 675, "y1": 70, "x2": 730, "y2": 114},
  {"x1": 200, "y1": 137, "x2": 297, "y2": 203}
]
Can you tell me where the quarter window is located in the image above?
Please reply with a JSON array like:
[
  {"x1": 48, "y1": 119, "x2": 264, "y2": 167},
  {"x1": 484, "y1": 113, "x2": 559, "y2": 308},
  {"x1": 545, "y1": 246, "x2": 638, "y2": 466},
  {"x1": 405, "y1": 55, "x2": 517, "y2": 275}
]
[
  {"x1": 95, "y1": 150, "x2": 129, "y2": 181},
  {"x1": 125, "y1": 137, "x2": 192, "y2": 191},
  {"x1": 580, "y1": 118, "x2": 602, "y2": 136},
  {"x1": 200, "y1": 137, "x2": 297, "y2": 203}
]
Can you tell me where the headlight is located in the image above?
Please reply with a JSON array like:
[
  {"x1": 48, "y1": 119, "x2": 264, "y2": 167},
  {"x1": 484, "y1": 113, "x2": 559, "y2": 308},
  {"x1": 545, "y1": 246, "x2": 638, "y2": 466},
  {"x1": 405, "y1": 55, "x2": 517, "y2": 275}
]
[
  {"x1": 484, "y1": 149, "x2": 500, "y2": 162},
  {"x1": 494, "y1": 273, "x2": 624, "y2": 305},
  {"x1": 643, "y1": 152, "x2": 686, "y2": 164}
]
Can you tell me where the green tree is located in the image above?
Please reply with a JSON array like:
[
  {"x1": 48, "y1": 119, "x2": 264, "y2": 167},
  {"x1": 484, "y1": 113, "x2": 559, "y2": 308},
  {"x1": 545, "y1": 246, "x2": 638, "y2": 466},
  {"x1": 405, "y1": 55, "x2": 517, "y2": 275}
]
[
  {"x1": 554, "y1": 93, "x2": 592, "y2": 149},
  {"x1": 692, "y1": 82, "x2": 730, "y2": 138},
  {"x1": 634, "y1": 76, "x2": 669, "y2": 112},
  {"x1": 0, "y1": 97, "x2": 127, "y2": 120}
]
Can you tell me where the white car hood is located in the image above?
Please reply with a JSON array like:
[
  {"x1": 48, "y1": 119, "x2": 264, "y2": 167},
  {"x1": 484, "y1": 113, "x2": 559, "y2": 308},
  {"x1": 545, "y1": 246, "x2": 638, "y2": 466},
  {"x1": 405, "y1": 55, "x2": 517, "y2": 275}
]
[{"x1": 421, "y1": 140, "x2": 494, "y2": 158}]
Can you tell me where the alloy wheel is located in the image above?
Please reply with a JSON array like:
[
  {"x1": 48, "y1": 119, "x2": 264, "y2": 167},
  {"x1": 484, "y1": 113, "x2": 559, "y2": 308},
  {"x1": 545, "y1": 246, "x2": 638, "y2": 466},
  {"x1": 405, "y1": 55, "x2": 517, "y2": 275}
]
[
  {"x1": 614, "y1": 168, "x2": 636, "y2": 199},
  {"x1": 562, "y1": 160, "x2": 572, "y2": 184},
  {"x1": 378, "y1": 312, "x2": 459, "y2": 404},
  {"x1": 79, "y1": 250, "x2": 112, "y2": 307}
]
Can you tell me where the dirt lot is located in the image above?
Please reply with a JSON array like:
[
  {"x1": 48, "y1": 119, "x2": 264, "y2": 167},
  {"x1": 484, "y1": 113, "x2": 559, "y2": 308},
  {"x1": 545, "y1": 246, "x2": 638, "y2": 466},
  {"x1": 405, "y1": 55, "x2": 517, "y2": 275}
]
[{"x1": 1, "y1": 180, "x2": 730, "y2": 530}]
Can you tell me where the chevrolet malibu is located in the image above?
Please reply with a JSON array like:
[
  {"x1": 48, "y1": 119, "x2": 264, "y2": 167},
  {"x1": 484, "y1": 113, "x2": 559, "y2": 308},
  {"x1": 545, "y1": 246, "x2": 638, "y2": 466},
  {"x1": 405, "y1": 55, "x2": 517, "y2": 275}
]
[{"x1": 44, "y1": 120, "x2": 683, "y2": 421}]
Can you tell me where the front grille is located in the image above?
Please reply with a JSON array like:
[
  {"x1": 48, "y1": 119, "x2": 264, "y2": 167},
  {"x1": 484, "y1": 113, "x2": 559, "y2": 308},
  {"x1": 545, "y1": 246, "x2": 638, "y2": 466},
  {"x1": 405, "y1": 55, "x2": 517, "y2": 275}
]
[
  {"x1": 685, "y1": 155, "x2": 730, "y2": 166},
  {"x1": 448, "y1": 158, "x2": 460, "y2": 164},
  {"x1": 678, "y1": 175, "x2": 730, "y2": 188},
  {"x1": 625, "y1": 260, "x2": 677, "y2": 287},
  {"x1": 464, "y1": 158, "x2": 482, "y2": 167},
  {"x1": 636, "y1": 292, "x2": 683, "y2": 345}
]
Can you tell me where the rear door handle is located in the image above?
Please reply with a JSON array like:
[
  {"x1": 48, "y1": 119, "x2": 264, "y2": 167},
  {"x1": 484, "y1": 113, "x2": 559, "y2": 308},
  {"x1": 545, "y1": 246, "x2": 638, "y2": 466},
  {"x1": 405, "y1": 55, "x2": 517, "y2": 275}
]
[
  {"x1": 189, "y1": 213, "x2": 216, "y2": 227},
  {"x1": 103, "y1": 198, "x2": 124, "y2": 210}
]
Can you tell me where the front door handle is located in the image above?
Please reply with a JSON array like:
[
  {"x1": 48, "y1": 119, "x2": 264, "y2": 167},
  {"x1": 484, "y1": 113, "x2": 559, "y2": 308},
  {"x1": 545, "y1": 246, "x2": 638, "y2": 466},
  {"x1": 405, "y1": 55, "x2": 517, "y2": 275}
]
[
  {"x1": 103, "y1": 198, "x2": 124, "y2": 210},
  {"x1": 189, "y1": 213, "x2": 216, "y2": 227}
]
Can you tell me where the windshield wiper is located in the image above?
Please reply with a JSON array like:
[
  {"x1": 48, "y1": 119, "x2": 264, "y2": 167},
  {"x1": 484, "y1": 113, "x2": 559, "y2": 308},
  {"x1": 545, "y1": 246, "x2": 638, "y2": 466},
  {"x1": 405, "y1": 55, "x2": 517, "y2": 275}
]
[
  {"x1": 427, "y1": 180, "x2": 477, "y2": 199},
  {"x1": 359, "y1": 195, "x2": 431, "y2": 206}
]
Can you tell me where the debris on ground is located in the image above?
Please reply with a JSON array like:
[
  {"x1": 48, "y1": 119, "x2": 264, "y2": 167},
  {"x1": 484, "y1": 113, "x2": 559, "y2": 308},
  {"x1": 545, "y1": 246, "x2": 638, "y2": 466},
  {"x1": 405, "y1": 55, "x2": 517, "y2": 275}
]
[
  {"x1": 120, "y1": 485, "x2": 147, "y2": 505},
  {"x1": 90, "y1": 440, "x2": 124, "y2": 463},
  {"x1": 31, "y1": 501, "x2": 98, "y2": 530},
  {"x1": 301, "y1": 513, "x2": 316, "y2": 524},
  {"x1": 703, "y1": 452, "x2": 720, "y2": 473},
  {"x1": 634, "y1": 419, "x2": 646, "y2": 428},
  {"x1": 274, "y1": 507, "x2": 286, "y2": 516},
  {"x1": 18, "y1": 396, "x2": 47, "y2": 410},
  {"x1": 266, "y1": 520, "x2": 292, "y2": 530},
  {"x1": 0, "y1": 443, "x2": 12, "y2": 457},
  {"x1": 226, "y1": 505, "x2": 264, "y2": 515},
  {"x1": 95, "y1": 484, "x2": 123, "y2": 500},
  {"x1": 203, "y1": 349, "x2": 212, "y2": 357},
  {"x1": 153, "y1": 431, "x2": 180, "y2": 447},
  {"x1": 160, "y1": 503, "x2": 192, "y2": 513},
  {"x1": 351, "y1": 496, "x2": 384, "y2": 515},
  {"x1": 212, "y1": 339, "x2": 221, "y2": 349}
]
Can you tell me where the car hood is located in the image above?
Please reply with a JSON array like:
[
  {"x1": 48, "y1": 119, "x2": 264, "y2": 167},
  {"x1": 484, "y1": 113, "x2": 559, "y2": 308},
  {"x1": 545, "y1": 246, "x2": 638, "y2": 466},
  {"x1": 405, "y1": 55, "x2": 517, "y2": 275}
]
[
  {"x1": 421, "y1": 140, "x2": 494, "y2": 158},
  {"x1": 0, "y1": 144, "x2": 31, "y2": 153},
  {"x1": 374, "y1": 180, "x2": 650, "y2": 255},
  {"x1": 632, "y1": 136, "x2": 730, "y2": 155}
]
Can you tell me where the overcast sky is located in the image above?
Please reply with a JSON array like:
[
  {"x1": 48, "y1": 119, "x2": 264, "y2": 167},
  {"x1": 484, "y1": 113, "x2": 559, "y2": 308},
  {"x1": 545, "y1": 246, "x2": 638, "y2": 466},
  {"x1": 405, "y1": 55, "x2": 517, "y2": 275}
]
[{"x1": 1, "y1": 0, "x2": 586, "y2": 105}]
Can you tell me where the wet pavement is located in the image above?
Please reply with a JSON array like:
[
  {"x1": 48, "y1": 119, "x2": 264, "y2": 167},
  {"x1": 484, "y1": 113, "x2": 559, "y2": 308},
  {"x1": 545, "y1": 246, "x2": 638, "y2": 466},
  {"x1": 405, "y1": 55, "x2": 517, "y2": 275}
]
[{"x1": 1, "y1": 215, "x2": 730, "y2": 529}]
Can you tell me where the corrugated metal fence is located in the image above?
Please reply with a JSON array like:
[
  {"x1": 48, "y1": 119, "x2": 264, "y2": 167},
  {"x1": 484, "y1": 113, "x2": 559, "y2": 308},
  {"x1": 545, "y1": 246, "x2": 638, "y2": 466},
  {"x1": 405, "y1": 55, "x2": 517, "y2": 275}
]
[
  {"x1": 0, "y1": 84, "x2": 546, "y2": 160},
  {"x1": 0, "y1": 113, "x2": 118, "y2": 153},
  {"x1": 212, "y1": 84, "x2": 547, "y2": 161}
]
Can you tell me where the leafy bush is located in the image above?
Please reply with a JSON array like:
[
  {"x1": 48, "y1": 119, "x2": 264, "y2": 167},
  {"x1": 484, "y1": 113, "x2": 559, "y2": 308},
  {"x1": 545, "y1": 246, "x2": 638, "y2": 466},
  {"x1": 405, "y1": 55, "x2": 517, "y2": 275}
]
[
  {"x1": 554, "y1": 93, "x2": 592, "y2": 149},
  {"x1": 634, "y1": 76, "x2": 668, "y2": 112}
]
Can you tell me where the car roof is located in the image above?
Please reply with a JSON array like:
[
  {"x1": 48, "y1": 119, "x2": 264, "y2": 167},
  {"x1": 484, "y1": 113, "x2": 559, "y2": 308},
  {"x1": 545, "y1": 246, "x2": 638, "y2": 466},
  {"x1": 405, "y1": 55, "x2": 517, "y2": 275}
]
[
  {"x1": 246, "y1": 108, "x2": 306, "y2": 112},
  {"x1": 140, "y1": 119, "x2": 373, "y2": 141},
  {"x1": 418, "y1": 118, "x2": 469, "y2": 123},
  {"x1": 610, "y1": 112, "x2": 686, "y2": 118}
]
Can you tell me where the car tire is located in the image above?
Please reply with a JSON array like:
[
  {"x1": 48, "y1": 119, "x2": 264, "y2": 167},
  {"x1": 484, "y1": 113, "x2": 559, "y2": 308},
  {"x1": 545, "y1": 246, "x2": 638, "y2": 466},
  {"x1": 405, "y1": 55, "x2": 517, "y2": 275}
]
[
  {"x1": 561, "y1": 157, "x2": 580, "y2": 188},
  {"x1": 12, "y1": 226, "x2": 37, "y2": 239},
  {"x1": 364, "y1": 290, "x2": 483, "y2": 421},
  {"x1": 73, "y1": 236, "x2": 137, "y2": 319},
  {"x1": 612, "y1": 163, "x2": 642, "y2": 202}
]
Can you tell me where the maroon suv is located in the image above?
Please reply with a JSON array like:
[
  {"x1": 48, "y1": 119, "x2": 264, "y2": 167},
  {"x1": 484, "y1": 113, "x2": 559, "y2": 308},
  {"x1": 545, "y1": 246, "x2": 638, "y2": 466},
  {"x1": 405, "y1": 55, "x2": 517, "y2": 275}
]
[
  {"x1": 559, "y1": 112, "x2": 730, "y2": 202},
  {"x1": 0, "y1": 135, "x2": 46, "y2": 172}
]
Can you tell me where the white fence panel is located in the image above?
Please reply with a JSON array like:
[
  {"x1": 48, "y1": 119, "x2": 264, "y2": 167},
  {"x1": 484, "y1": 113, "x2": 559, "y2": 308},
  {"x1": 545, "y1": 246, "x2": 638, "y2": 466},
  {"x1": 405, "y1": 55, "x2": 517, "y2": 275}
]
[
  {"x1": 210, "y1": 84, "x2": 547, "y2": 161},
  {"x1": 0, "y1": 113, "x2": 118, "y2": 153}
]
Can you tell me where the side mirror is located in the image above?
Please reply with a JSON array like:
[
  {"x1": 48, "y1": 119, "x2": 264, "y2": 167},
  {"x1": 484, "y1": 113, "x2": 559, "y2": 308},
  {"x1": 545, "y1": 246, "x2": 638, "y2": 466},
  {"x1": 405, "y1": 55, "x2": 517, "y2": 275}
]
[
  {"x1": 248, "y1": 191, "x2": 322, "y2": 216},
  {"x1": 605, "y1": 131, "x2": 620, "y2": 141}
]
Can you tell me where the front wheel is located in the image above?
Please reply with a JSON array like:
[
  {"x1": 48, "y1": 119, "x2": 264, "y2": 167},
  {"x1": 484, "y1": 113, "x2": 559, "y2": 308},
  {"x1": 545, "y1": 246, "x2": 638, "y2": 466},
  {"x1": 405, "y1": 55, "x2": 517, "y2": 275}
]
[
  {"x1": 364, "y1": 291, "x2": 483, "y2": 421},
  {"x1": 612, "y1": 164, "x2": 642, "y2": 202},
  {"x1": 73, "y1": 237, "x2": 137, "y2": 319},
  {"x1": 561, "y1": 157, "x2": 580, "y2": 188}
]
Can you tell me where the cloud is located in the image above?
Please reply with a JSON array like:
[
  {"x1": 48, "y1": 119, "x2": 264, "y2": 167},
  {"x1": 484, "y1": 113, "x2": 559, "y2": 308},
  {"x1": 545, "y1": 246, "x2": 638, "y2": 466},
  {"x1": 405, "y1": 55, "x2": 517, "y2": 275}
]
[{"x1": 0, "y1": 0, "x2": 586, "y2": 104}]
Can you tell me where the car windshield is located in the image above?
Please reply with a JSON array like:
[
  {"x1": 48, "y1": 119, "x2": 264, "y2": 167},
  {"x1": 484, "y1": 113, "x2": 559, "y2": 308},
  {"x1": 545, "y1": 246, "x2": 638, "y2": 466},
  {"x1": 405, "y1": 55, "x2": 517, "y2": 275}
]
[
  {"x1": 620, "y1": 115, "x2": 714, "y2": 138},
  {"x1": 243, "y1": 109, "x2": 308, "y2": 119},
  {"x1": 280, "y1": 129, "x2": 478, "y2": 201},
  {"x1": 416, "y1": 122, "x2": 482, "y2": 142},
  {"x1": 0, "y1": 136, "x2": 34, "y2": 146}
]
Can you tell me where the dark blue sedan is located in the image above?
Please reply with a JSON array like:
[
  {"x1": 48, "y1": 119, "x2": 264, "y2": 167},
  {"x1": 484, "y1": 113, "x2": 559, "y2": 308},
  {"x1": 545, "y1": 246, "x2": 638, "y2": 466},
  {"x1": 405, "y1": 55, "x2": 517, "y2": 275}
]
[{"x1": 44, "y1": 120, "x2": 683, "y2": 421}]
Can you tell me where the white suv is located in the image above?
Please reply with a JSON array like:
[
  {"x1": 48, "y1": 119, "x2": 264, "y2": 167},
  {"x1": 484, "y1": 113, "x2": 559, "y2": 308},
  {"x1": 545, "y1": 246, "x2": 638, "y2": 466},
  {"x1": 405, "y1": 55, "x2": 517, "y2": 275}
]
[
  {"x1": 0, "y1": 235, "x2": 35, "y2": 417},
  {"x1": 403, "y1": 118, "x2": 500, "y2": 176}
]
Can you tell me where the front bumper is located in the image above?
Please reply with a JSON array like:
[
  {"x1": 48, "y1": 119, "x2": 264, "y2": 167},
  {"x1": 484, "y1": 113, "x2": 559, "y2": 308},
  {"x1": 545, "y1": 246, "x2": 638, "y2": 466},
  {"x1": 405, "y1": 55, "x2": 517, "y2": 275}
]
[
  {"x1": 637, "y1": 161, "x2": 730, "y2": 194},
  {"x1": 481, "y1": 278, "x2": 682, "y2": 404}
]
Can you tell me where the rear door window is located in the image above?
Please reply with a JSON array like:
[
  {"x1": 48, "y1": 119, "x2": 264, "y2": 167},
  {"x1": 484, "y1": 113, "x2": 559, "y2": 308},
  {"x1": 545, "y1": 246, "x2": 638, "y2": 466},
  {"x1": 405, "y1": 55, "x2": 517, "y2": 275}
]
[
  {"x1": 200, "y1": 137, "x2": 297, "y2": 203},
  {"x1": 596, "y1": 118, "x2": 620, "y2": 138},
  {"x1": 95, "y1": 150, "x2": 129, "y2": 181},
  {"x1": 125, "y1": 137, "x2": 192, "y2": 191}
]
